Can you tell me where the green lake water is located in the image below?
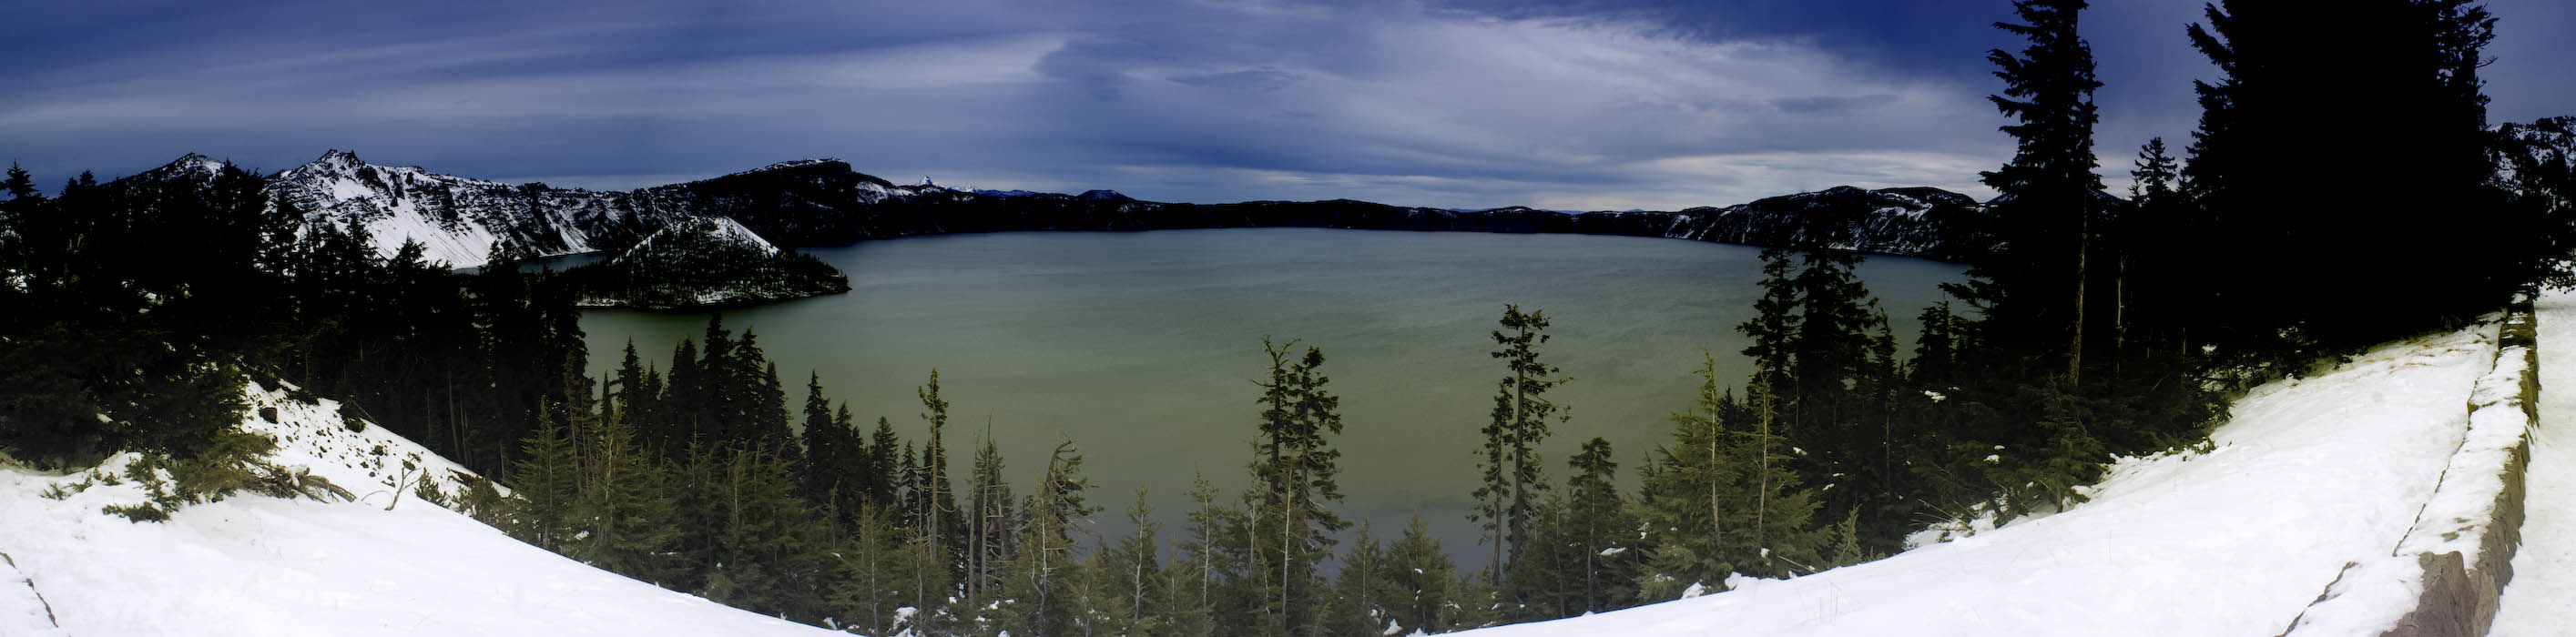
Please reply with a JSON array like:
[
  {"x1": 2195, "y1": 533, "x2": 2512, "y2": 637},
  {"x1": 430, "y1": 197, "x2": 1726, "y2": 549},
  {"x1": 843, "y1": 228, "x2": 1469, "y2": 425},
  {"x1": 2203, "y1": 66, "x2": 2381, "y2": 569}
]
[{"x1": 578, "y1": 228, "x2": 1967, "y2": 566}]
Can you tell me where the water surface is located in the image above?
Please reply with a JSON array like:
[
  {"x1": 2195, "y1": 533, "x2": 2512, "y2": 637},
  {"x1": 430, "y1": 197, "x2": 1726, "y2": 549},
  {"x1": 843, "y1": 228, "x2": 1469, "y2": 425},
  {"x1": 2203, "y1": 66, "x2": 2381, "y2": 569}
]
[{"x1": 580, "y1": 228, "x2": 1966, "y2": 565}]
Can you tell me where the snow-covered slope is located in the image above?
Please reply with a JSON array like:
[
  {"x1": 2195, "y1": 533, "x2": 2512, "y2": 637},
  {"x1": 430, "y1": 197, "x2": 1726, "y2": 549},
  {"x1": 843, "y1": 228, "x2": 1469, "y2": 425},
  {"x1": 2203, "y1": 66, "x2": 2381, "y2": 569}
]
[
  {"x1": 617, "y1": 216, "x2": 779, "y2": 262},
  {"x1": 0, "y1": 381, "x2": 835, "y2": 637},
  {"x1": 2495, "y1": 289, "x2": 2576, "y2": 634},
  {"x1": 265, "y1": 150, "x2": 715, "y2": 268},
  {"x1": 1464, "y1": 322, "x2": 2501, "y2": 637}
]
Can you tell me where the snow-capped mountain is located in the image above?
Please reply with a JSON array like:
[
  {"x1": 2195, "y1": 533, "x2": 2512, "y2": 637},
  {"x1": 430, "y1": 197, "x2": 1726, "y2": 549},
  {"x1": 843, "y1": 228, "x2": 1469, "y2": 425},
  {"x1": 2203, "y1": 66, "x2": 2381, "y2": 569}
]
[{"x1": 127, "y1": 150, "x2": 1998, "y2": 270}]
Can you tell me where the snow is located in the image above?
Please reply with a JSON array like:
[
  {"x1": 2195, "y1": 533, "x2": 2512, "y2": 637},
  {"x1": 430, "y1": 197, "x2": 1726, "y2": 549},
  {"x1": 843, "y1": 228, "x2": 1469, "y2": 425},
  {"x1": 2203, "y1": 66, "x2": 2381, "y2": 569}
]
[
  {"x1": 2495, "y1": 289, "x2": 2576, "y2": 634},
  {"x1": 1461, "y1": 321, "x2": 2500, "y2": 637},
  {"x1": 618, "y1": 216, "x2": 780, "y2": 260},
  {"x1": 2286, "y1": 308, "x2": 2534, "y2": 633},
  {"x1": 0, "y1": 381, "x2": 837, "y2": 637}
]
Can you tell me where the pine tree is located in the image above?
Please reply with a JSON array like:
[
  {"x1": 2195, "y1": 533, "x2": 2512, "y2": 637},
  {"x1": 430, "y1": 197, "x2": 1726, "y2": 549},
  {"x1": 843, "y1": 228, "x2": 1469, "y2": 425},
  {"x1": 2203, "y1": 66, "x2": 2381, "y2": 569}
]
[
  {"x1": 510, "y1": 402, "x2": 580, "y2": 551},
  {"x1": 1562, "y1": 437, "x2": 1636, "y2": 614},
  {"x1": 1325, "y1": 521, "x2": 1396, "y2": 637},
  {"x1": 1975, "y1": 0, "x2": 2104, "y2": 382},
  {"x1": 1004, "y1": 439, "x2": 1099, "y2": 637},
  {"x1": 1246, "y1": 338, "x2": 1348, "y2": 636},
  {"x1": 1095, "y1": 487, "x2": 1167, "y2": 637},
  {"x1": 1472, "y1": 304, "x2": 1564, "y2": 584},
  {"x1": 867, "y1": 414, "x2": 901, "y2": 509},
  {"x1": 915, "y1": 369, "x2": 963, "y2": 587},
  {"x1": 799, "y1": 370, "x2": 840, "y2": 507},
  {"x1": 964, "y1": 431, "x2": 1015, "y2": 607},
  {"x1": 828, "y1": 504, "x2": 909, "y2": 636},
  {"x1": 1384, "y1": 515, "x2": 1456, "y2": 636},
  {"x1": 2184, "y1": 0, "x2": 2510, "y2": 356},
  {"x1": 1171, "y1": 470, "x2": 1229, "y2": 637},
  {"x1": 566, "y1": 397, "x2": 680, "y2": 583}
]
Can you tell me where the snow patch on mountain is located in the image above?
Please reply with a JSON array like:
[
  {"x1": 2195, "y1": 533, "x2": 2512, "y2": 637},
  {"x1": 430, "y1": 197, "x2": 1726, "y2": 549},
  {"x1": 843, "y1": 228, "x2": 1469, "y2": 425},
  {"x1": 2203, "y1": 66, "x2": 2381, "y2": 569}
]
[
  {"x1": 618, "y1": 216, "x2": 779, "y2": 262},
  {"x1": 0, "y1": 380, "x2": 836, "y2": 637}
]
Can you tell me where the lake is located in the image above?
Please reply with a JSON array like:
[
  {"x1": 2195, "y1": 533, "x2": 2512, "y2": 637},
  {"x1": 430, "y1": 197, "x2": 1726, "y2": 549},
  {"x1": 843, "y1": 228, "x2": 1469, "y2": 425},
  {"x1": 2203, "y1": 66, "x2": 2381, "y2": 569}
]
[{"x1": 577, "y1": 228, "x2": 1967, "y2": 567}]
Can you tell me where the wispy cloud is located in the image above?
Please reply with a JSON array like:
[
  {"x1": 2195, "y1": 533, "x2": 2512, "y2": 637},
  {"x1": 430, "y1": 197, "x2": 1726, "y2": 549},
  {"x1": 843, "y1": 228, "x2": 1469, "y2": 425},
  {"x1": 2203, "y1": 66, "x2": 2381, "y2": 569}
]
[{"x1": 6, "y1": 0, "x2": 2566, "y2": 207}]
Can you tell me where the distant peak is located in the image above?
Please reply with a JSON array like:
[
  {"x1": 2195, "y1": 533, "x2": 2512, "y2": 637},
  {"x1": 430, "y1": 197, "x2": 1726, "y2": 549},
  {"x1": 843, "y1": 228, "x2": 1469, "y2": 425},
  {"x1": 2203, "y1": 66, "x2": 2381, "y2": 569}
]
[
  {"x1": 144, "y1": 152, "x2": 229, "y2": 178},
  {"x1": 1076, "y1": 189, "x2": 1130, "y2": 201}
]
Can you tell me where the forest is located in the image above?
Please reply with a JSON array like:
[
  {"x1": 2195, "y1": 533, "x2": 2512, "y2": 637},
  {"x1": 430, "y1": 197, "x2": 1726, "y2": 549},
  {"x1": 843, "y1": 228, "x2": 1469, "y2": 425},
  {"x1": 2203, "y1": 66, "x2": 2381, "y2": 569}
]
[{"x1": 3, "y1": 0, "x2": 2575, "y2": 635}]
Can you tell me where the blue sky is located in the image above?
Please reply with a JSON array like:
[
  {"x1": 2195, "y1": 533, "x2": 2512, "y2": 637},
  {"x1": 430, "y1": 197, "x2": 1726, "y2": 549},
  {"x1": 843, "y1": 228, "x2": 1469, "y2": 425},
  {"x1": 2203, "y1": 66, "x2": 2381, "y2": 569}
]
[{"x1": 4, "y1": 0, "x2": 2571, "y2": 210}]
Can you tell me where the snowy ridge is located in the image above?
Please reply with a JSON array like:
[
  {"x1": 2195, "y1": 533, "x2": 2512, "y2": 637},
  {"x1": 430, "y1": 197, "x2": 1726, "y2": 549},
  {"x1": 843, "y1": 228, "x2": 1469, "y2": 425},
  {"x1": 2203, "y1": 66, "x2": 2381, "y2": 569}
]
[
  {"x1": 0, "y1": 381, "x2": 837, "y2": 637},
  {"x1": 264, "y1": 150, "x2": 714, "y2": 268},
  {"x1": 1464, "y1": 321, "x2": 2501, "y2": 637},
  {"x1": 617, "y1": 216, "x2": 779, "y2": 262}
]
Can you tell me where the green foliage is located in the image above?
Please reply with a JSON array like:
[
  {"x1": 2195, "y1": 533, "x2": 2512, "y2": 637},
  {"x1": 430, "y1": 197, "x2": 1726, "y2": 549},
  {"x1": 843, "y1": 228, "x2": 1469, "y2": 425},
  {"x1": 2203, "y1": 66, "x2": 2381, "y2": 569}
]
[
  {"x1": 1383, "y1": 516, "x2": 1458, "y2": 636},
  {"x1": 1473, "y1": 305, "x2": 1564, "y2": 586},
  {"x1": 1634, "y1": 352, "x2": 1824, "y2": 591},
  {"x1": 1246, "y1": 337, "x2": 1349, "y2": 637},
  {"x1": 1092, "y1": 487, "x2": 1167, "y2": 637},
  {"x1": 508, "y1": 405, "x2": 580, "y2": 551}
]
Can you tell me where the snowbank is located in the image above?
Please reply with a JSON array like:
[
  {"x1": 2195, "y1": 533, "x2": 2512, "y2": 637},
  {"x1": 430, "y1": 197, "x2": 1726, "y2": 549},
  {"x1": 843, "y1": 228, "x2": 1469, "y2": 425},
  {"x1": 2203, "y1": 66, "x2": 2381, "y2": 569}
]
[
  {"x1": 1461, "y1": 322, "x2": 2501, "y2": 637},
  {"x1": 0, "y1": 381, "x2": 837, "y2": 637},
  {"x1": 2286, "y1": 308, "x2": 2538, "y2": 636},
  {"x1": 2493, "y1": 290, "x2": 2576, "y2": 635}
]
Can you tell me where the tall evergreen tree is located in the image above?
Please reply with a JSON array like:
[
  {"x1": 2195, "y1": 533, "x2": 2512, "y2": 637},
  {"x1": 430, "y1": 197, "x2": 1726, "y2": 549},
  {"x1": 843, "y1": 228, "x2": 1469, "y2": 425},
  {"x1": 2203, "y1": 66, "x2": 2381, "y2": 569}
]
[
  {"x1": 1247, "y1": 338, "x2": 1349, "y2": 636},
  {"x1": 566, "y1": 396, "x2": 680, "y2": 583},
  {"x1": 2184, "y1": 0, "x2": 2512, "y2": 355},
  {"x1": 1383, "y1": 515, "x2": 1457, "y2": 637},
  {"x1": 964, "y1": 431, "x2": 1016, "y2": 607},
  {"x1": 1472, "y1": 305, "x2": 1564, "y2": 584},
  {"x1": 914, "y1": 369, "x2": 963, "y2": 585},
  {"x1": 1003, "y1": 439, "x2": 1099, "y2": 637},
  {"x1": 1973, "y1": 0, "x2": 2104, "y2": 383},
  {"x1": 510, "y1": 402, "x2": 580, "y2": 551}
]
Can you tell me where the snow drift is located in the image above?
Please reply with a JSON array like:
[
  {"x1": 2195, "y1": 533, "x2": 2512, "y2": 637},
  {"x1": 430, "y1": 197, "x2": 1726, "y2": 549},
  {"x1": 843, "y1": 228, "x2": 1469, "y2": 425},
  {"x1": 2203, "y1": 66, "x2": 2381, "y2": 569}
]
[
  {"x1": 0, "y1": 381, "x2": 836, "y2": 637},
  {"x1": 1464, "y1": 321, "x2": 2504, "y2": 637}
]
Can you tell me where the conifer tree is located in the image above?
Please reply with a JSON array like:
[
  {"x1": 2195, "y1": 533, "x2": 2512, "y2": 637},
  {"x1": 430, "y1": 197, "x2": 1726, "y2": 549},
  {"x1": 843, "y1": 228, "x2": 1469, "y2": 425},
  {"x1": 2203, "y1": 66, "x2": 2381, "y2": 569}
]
[
  {"x1": 1247, "y1": 338, "x2": 1348, "y2": 636},
  {"x1": 867, "y1": 414, "x2": 901, "y2": 508},
  {"x1": 1974, "y1": 0, "x2": 2103, "y2": 381},
  {"x1": 1095, "y1": 487, "x2": 1167, "y2": 637},
  {"x1": 1384, "y1": 515, "x2": 1457, "y2": 637},
  {"x1": 2184, "y1": 0, "x2": 2514, "y2": 354},
  {"x1": 964, "y1": 431, "x2": 1015, "y2": 607},
  {"x1": 828, "y1": 504, "x2": 910, "y2": 636},
  {"x1": 1562, "y1": 437, "x2": 1635, "y2": 614},
  {"x1": 915, "y1": 369, "x2": 963, "y2": 584},
  {"x1": 1172, "y1": 470, "x2": 1230, "y2": 637},
  {"x1": 798, "y1": 370, "x2": 840, "y2": 507},
  {"x1": 566, "y1": 397, "x2": 679, "y2": 583},
  {"x1": 1472, "y1": 305, "x2": 1563, "y2": 584},
  {"x1": 1325, "y1": 521, "x2": 1395, "y2": 637},
  {"x1": 510, "y1": 402, "x2": 580, "y2": 551},
  {"x1": 1004, "y1": 439, "x2": 1099, "y2": 637}
]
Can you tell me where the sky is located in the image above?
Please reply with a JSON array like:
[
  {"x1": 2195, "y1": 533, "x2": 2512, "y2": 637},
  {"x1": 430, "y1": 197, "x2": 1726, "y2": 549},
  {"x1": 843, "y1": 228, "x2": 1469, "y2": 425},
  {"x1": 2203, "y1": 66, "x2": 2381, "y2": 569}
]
[{"x1": 3, "y1": 0, "x2": 2571, "y2": 211}]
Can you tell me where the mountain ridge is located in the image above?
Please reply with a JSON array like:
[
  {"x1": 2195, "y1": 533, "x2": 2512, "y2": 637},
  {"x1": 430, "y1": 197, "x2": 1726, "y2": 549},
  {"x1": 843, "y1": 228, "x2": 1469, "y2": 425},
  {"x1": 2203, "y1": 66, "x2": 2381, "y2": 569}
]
[{"x1": 127, "y1": 151, "x2": 2001, "y2": 269}]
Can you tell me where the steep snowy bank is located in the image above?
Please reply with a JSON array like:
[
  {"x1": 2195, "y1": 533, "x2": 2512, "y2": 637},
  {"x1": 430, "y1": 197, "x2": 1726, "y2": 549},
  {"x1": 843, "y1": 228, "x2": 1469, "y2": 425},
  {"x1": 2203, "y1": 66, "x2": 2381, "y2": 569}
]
[
  {"x1": 0, "y1": 382, "x2": 835, "y2": 637},
  {"x1": 2495, "y1": 290, "x2": 2576, "y2": 634},
  {"x1": 1464, "y1": 322, "x2": 2500, "y2": 637}
]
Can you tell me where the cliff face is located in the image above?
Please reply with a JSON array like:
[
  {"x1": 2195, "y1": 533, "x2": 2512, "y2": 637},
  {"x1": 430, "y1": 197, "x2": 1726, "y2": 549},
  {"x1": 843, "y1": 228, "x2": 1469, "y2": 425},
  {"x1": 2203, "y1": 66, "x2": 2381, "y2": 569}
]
[{"x1": 149, "y1": 150, "x2": 1998, "y2": 268}]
